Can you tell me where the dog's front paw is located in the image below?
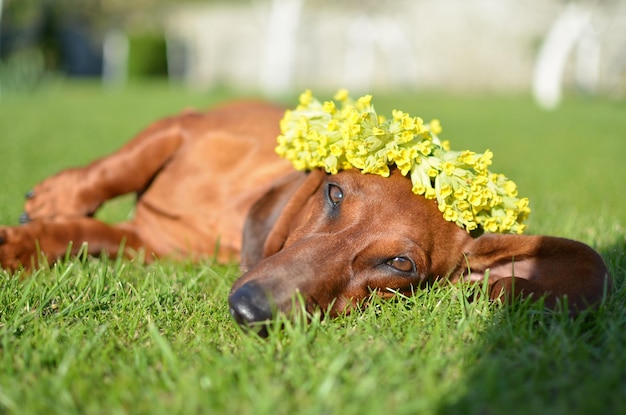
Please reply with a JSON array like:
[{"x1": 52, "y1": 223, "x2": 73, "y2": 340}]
[
  {"x1": 0, "y1": 227, "x2": 35, "y2": 271},
  {"x1": 0, "y1": 225, "x2": 45, "y2": 272},
  {"x1": 23, "y1": 168, "x2": 99, "y2": 221}
]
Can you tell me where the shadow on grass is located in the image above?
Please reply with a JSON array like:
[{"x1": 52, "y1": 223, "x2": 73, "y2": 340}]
[{"x1": 437, "y1": 239, "x2": 626, "y2": 415}]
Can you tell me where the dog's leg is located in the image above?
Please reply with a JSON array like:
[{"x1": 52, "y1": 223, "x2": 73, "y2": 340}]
[
  {"x1": 23, "y1": 113, "x2": 200, "y2": 222},
  {"x1": 0, "y1": 219, "x2": 151, "y2": 272},
  {"x1": 459, "y1": 234, "x2": 611, "y2": 312}
]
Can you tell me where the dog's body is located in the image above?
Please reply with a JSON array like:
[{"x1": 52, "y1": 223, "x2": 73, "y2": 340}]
[
  {"x1": 1, "y1": 102, "x2": 293, "y2": 268},
  {"x1": 0, "y1": 101, "x2": 610, "y2": 331}
]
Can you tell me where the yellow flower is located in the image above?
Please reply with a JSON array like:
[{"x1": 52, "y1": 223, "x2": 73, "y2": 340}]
[
  {"x1": 356, "y1": 94, "x2": 372, "y2": 110},
  {"x1": 401, "y1": 114, "x2": 416, "y2": 130},
  {"x1": 429, "y1": 119, "x2": 442, "y2": 135},
  {"x1": 323, "y1": 101, "x2": 336, "y2": 114},
  {"x1": 482, "y1": 217, "x2": 499, "y2": 233},
  {"x1": 324, "y1": 155, "x2": 339, "y2": 174},
  {"x1": 456, "y1": 200, "x2": 471, "y2": 214},
  {"x1": 458, "y1": 150, "x2": 476, "y2": 166},
  {"x1": 443, "y1": 207, "x2": 458, "y2": 222},
  {"x1": 276, "y1": 89, "x2": 530, "y2": 234},
  {"x1": 372, "y1": 127, "x2": 386, "y2": 136},
  {"x1": 504, "y1": 180, "x2": 517, "y2": 197},
  {"x1": 516, "y1": 198, "x2": 530, "y2": 211},
  {"x1": 330, "y1": 143, "x2": 343, "y2": 156},
  {"x1": 316, "y1": 145, "x2": 328, "y2": 157},
  {"x1": 442, "y1": 161, "x2": 456, "y2": 176},
  {"x1": 439, "y1": 183, "x2": 453, "y2": 199},
  {"x1": 397, "y1": 131, "x2": 412, "y2": 144},
  {"x1": 475, "y1": 150, "x2": 493, "y2": 171},
  {"x1": 327, "y1": 119, "x2": 339, "y2": 132},
  {"x1": 416, "y1": 141, "x2": 432, "y2": 156},
  {"x1": 454, "y1": 187, "x2": 467, "y2": 200},
  {"x1": 299, "y1": 89, "x2": 313, "y2": 106},
  {"x1": 392, "y1": 109, "x2": 406, "y2": 121},
  {"x1": 468, "y1": 192, "x2": 483, "y2": 207},
  {"x1": 412, "y1": 182, "x2": 426, "y2": 195},
  {"x1": 396, "y1": 162, "x2": 412, "y2": 176},
  {"x1": 334, "y1": 89, "x2": 349, "y2": 102},
  {"x1": 292, "y1": 158, "x2": 307, "y2": 171}
]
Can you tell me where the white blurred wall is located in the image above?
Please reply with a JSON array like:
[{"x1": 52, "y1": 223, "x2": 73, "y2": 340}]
[{"x1": 163, "y1": 0, "x2": 626, "y2": 100}]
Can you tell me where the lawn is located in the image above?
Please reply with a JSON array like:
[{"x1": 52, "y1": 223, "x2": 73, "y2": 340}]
[{"x1": 0, "y1": 81, "x2": 625, "y2": 415}]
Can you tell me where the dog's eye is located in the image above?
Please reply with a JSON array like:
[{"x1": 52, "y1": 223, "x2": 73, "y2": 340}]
[
  {"x1": 386, "y1": 257, "x2": 415, "y2": 273},
  {"x1": 328, "y1": 184, "x2": 344, "y2": 206}
]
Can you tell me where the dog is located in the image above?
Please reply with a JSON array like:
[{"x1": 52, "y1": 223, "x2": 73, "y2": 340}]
[{"x1": 0, "y1": 100, "x2": 611, "y2": 333}]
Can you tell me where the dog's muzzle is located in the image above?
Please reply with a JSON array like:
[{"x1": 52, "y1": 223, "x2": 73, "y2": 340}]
[{"x1": 228, "y1": 282, "x2": 274, "y2": 337}]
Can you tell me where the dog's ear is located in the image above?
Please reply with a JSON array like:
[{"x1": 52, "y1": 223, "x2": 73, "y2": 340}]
[
  {"x1": 459, "y1": 234, "x2": 610, "y2": 311},
  {"x1": 240, "y1": 169, "x2": 325, "y2": 271}
]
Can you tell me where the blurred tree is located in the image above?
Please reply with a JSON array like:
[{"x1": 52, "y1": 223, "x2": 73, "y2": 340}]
[{"x1": 0, "y1": 0, "x2": 177, "y2": 78}]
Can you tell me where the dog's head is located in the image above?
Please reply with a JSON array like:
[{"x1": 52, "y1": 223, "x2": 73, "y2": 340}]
[{"x1": 229, "y1": 168, "x2": 610, "y2": 335}]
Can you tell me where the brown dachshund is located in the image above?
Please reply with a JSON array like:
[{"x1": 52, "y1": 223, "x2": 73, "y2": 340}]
[{"x1": 0, "y1": 101, "x2": 610, "y2": 333}]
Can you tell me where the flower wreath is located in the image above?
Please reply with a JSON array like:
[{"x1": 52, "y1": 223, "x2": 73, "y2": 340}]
[{"x1": 275, "y1": 89, "x2": 530, "y2": 234}]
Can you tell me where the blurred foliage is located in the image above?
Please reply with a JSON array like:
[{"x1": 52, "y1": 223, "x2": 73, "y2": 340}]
[
  {"x1": 127, "y1": 34, "x2": 167, "y2": 78},
  {"x1": 0, "y1": 0, "x2": 188, "y2": 84},
  {"x1": 1, "y1": 0, "x2": 253, "y2": 27},
  {"x1": 2, "y1": 0, "x2": 170, "y2": 32},
  {"x1": 0, "y1": 48, "x2": 46, "y2": 93}
]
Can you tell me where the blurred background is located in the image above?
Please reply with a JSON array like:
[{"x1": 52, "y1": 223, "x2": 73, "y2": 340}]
[{"x1": 1, "y1": 0, "x2": 625, "y2": 108}]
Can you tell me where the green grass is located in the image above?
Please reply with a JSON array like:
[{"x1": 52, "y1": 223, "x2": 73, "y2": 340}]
[{"x1": 0, "y1": 82, "x2": 625, "y2": 414}]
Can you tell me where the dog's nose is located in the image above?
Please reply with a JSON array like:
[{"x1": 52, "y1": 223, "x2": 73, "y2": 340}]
[{"x1": 228, "y1": 282, "x2": 273, "y2": 336}]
